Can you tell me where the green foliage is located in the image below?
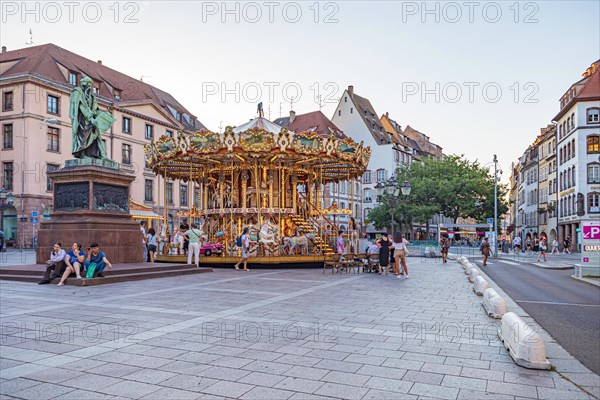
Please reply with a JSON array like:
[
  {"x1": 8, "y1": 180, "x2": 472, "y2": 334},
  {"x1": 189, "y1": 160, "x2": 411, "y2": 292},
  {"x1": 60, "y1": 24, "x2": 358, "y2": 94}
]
[{"x1": 368, "y1": 155, "x2": 509, "y2": 229}]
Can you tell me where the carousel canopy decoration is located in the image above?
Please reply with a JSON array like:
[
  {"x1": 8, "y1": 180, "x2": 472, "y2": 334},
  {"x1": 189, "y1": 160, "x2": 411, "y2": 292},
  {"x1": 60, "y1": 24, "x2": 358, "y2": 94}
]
[{"x1": 144, "y1": 117, "x2": 371, "y2": 182}]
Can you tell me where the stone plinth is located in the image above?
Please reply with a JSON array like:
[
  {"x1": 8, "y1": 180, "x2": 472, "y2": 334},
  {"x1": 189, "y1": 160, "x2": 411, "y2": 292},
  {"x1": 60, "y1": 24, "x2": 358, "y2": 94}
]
[{"x1": 36, "y1": 163, "x2": 143, "y2": 264}]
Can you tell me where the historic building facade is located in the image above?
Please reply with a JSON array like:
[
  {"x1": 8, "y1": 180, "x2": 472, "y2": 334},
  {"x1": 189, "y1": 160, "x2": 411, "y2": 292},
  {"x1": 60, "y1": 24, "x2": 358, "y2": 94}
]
[{"x1": 0, "y1": 44, "x2": 206, "y2": 247}]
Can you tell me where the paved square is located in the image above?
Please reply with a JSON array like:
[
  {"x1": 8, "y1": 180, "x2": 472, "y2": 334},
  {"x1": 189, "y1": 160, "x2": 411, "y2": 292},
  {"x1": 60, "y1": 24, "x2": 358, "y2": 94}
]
[{"x1": 0, "y1": 258, "x2": 595, "y2": 399}]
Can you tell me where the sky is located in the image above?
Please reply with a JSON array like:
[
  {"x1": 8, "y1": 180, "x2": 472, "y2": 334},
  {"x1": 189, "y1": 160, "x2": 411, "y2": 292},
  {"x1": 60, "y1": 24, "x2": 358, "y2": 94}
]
[{"x1": 2, "y1": 1, "x2": 599, "y2": 182}]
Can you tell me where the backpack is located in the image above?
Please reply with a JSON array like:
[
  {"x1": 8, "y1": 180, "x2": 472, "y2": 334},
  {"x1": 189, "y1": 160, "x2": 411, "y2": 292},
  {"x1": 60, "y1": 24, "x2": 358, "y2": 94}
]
[
  {"x1": 85, "y1": 262, "x2": 97, "y2": 279},
  {"x1": 236, "y1": 235, "x2": 243, "y2": 247}
]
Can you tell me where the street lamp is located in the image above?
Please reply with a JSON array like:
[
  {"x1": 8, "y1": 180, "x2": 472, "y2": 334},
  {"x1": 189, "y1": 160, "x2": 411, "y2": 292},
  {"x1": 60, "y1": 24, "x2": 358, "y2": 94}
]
[
  {"x1": 381, "y1": 177, "x2": 411, "y2": 235},
  {"x1": 400, "y1": 180, "x2": 412, "y2": 196}
]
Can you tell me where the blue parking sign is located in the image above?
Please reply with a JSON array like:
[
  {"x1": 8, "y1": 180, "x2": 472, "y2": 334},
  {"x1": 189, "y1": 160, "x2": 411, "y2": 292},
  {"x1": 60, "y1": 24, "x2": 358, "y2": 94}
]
[
  {"x1": 486, "y1": 218, "x2": 493, "y2": 224},
  {"x1": 32, "y1": 211, "x2": 38, "y2": 217}
]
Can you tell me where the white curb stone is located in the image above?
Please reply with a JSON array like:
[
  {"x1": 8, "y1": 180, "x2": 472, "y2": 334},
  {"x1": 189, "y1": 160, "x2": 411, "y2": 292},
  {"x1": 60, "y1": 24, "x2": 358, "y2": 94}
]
[
  {"x1": 473, "y1": 275, "x2": 490, "y2": 295},
  {"x1": 482, "y1": 287, "x2": 508, "y2": 318},
  {"x1": 468, "y1": 268, "x2": 480, "y2": 282},
  {"x1": 497, "y1": 312, "x2": 552, "y2": 370}
]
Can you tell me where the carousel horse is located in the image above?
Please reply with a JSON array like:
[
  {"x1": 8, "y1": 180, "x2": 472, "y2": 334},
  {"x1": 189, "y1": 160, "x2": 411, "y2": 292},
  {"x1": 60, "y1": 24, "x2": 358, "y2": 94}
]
[
  {"x1": 258, "y1": 220, "x2": 280, "y2": 255},
  {"x1": 282, "y1": 232, "x2": 316, "y2": 255}
]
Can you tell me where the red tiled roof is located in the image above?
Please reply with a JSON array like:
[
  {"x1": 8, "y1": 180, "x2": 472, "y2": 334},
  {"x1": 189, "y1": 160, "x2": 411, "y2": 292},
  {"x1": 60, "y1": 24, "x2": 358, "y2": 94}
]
[
  {"x1": 275, "y1": 111, "x2": 347, "y2": 139},
  {"x1": 0, "y1": 43, "x2": 206, "y2": 131},
  {"x1": 554, "y1": 60, "x2": 600, "y2": 121}
]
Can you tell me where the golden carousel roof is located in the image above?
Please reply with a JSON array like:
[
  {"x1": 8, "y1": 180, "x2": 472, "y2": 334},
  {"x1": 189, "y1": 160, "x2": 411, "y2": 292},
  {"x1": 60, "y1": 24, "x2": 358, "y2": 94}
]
[{"x1": 145, "y1": 117, "x2": 371, "y2": 182}]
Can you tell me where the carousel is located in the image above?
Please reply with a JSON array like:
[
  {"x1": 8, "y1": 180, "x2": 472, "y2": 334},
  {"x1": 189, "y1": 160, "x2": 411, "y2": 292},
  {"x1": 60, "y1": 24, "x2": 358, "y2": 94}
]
[{"x1": 144, "y1": 109, "x2": 370, "y2": 265}]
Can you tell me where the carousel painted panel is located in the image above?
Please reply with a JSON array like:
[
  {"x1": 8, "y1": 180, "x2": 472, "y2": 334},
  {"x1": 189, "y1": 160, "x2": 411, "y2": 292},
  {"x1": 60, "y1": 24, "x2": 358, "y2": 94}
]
[
  {"x1": 337, "y1": 139, "x2": 357, "y2": 160},
  {"x1": 156, "y1": 136, "x2": 178, "y2": 158},
  {"x1": 238, "y1": 129, "x2": 276, "y2": 152},
  {"x1": 190, "y1": 131, "x2": 221, "y2": 153},
  {"x1": 293, "y1": 132, "x2": 322, "y2": 155}
]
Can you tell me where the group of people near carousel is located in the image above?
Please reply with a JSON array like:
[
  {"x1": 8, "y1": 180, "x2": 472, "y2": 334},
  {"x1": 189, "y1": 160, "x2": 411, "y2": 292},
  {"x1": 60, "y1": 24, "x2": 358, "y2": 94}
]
[{"x1": 364, "y1": 232, "x2": 411, "y2": 278}]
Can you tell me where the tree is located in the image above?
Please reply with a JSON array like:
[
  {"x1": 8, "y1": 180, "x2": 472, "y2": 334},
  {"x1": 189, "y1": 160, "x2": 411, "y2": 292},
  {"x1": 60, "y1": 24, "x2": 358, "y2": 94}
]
[{"x1": 368, "y1": 154, "x2": 508, "y2": 233}]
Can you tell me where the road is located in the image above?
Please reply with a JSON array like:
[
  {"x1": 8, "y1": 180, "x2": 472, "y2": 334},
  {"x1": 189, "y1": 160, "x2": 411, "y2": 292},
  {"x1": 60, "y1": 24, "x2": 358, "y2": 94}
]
[{"x1": 469, "y1": 255, "x2": 600, "y2": 375}]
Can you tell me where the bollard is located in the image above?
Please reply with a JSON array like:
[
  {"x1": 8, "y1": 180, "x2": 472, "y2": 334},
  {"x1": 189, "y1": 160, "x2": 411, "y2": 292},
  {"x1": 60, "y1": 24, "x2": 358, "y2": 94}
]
[
  {"x1": 482, "y1": 288, "x2": 508, "y2": 318},
  {"x1": 464, "y1": 265, "x2": 472, "y2": 275},
  {"x1": 497, "y1": 312, "x2": 551, "y2": 370},
  {"x1": 468, "y1": 268, "x2": 480, "y2": 282},
  {"x1": 473, "y1": 275, "x2": 490, "y2": 295}
]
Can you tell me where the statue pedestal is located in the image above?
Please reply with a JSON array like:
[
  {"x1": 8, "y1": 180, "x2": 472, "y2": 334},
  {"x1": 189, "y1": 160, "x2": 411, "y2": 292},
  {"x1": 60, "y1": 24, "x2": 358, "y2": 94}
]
[{"x1": 36, "y1": 163, "x2": 143, "y2": 264}]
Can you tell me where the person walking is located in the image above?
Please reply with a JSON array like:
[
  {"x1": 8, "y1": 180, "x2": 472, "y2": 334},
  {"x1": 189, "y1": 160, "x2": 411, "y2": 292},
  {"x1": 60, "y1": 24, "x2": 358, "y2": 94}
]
[
  {"x1": 440, "y1": 235, "x2": 450, "y2": 263},
  {"x1": 480, "y1": 237, "x2": 491, "y2": 267},
  {"x1": 140, "y1": 221, "x2": 147, "y2": 262},
  {"x1": 550, "y1": 237, "x2": 560, "y2": 255},
  {"x1": 563, "y1": 236, "x2": 572, "y2": 254},
  {"x1": 377, "y1": 233, "x2": 392, "y2": 275},
  {"x1": 537, "y1": 236, "x2": 548, "y2": 262},
  {"x1": 234, "y1": 227, "x2": 250, "y2": 271},
  {"x1": 146, "y1": 228, "x2": 158, "y2": 263},
  {"x1": 391, "y1": 232, "x2": 410, "y2": 279},
  {"x1": 513, "y1": 236, "x2": 521, "y2": 253},
  {"x1": 185, "y1": 224, "x2": 203, "y2": 267}
]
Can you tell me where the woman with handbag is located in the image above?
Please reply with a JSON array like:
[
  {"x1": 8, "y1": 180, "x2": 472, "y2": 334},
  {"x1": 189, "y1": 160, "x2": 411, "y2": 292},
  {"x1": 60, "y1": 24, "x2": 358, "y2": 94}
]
[{"x1": 391, "y1": 232, "x2": 410, "y2": 279}]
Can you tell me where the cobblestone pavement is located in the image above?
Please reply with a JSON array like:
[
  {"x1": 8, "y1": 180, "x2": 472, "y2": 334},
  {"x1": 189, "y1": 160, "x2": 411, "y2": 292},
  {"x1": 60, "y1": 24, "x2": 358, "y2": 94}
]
[{"x1": 1, "y1": 256, "x2": 598, "y2": 399}]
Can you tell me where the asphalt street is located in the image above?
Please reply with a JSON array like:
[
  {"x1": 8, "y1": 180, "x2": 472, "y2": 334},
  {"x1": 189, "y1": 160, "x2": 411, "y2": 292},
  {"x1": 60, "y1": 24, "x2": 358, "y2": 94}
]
[{"x1": 472, "y1": 255, "x2": 600, "y2": 375}]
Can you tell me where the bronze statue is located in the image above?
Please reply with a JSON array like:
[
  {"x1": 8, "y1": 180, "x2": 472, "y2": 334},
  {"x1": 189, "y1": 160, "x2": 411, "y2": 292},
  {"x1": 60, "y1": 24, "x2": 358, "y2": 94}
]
[{"x1": 69, "y1": 77, "x2": 115, "y2": 159}]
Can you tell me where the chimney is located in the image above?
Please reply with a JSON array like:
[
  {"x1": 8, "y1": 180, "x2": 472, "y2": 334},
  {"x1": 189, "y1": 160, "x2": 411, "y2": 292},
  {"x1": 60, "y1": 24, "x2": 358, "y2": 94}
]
[
  {"x1": 1, "y1": 46, "x2": 6, "y2": 53},
  {"x1": 386, "y1": 112, "x2": 389, "y2": 118},
  {"x1": 289, "y1": 110, "x2": 296, "y2": 123},
  {"x1": 348, "y1": 85, "x2": 354, "y2": 96},
  {"x1": 97, "y1": 60, "x2": 102, "y2": 65}
]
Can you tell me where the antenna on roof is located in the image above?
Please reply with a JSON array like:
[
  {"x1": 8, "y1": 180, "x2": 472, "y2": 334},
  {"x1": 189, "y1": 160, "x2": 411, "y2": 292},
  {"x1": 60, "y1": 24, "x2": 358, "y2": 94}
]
[
  {"x1": 279, "y1": 103, "x2": 283, "y2": 118},
  {"x1": 289, "y1": 97, "x2": 296, "y2": 112},
  {"x1": 140, "y1": 76, "x2": 152, "y2": 82},
  {"x1": 267, "y1": 104, "x2": 271, "y2": 120},
  {"x1": 218, "y1": 121, "x2": 223, "y2": 133},
  {"x1": 317, "y1": 95, "x2": 323, "y2": 110},
  {"x1": 26, "y1": 28, "x2": 35, "y2": 47}
]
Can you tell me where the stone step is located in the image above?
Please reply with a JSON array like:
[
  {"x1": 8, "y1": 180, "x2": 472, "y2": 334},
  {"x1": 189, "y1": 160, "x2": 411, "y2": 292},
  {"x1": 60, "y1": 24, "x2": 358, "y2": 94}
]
[
  {"x1": 0, "y1": 263, "x2": 203, "y2": 277},
  {"x1": 0, "y1": 266, "x2": 211, "y2": 286}
]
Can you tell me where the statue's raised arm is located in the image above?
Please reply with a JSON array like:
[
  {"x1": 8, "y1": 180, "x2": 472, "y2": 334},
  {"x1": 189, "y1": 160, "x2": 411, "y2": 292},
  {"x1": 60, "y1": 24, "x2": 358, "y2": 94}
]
[{"x1": 70, "y1": 76, "x2": 115, "y2": 160}]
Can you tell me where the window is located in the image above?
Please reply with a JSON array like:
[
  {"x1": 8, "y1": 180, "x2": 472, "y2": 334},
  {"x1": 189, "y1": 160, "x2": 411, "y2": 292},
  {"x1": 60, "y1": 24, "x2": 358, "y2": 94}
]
[
  {"x1": 47, "y1": 95, "x2": 59, "y2": 114},
  {"x1": 587, "y1": 108, "x2": 600, "y2": 124},
  {"x1": 166, "y1": 182, "x2": 173, "y2": 204},
  {"x1": 338, "y1": 110, "x2": 341, "y2": 117},
  {"x1": 589, "y1": 164, "x2": 600, "y2": 183},
  {"x1": 350, "y1": 107, "x2": 353, "y2": 114},
  {"x1": 3, "y1": 124, "x2": 13, "y2": 149},
  {"x1": 3, "y1": 162, "x2": 13, "y2": 190},
  {"x1": 3, "y1": 91, "x2": 13, "y2": 111},
  {"x1": 589, "y1": 193, "x2": 600, "y2": 213},
  {"x1": 572, "y1": 139, "x2": 576, "y2": 158},
  {"x1": 47, "y1": 127, "x2": 60, "y2": 152},
  {"x1": 122, "y1": 144, "x2": 132, "y2": 164},
  {"x1": 364, "y1": 188, "x2": 372, "y2": 203},
  {"x1": 363, "y1": 170, "x2": 372, "y2": 184},
  {"x1": 145, "y1": 124, "x2": 154, "y2": 140},
  {"x1": 92, "y1": 81, "x2": 100, "y2": 94},
  {"x1": 114, "y1": 90, "x2": 121, "y2": 100},
  {"x1": 180, "y1": 184, "x2": 188, "y2": 206},
  {"x1": 571, "y1": 113, "x2": 575, "y2": 130},
  {"x1": 144, "y1": 179, "x2": 153, "y2": 201},
  {"x1": 344, "y1": 96, "x2": 347, "y2": 103},
  {"x1": 69, "y1": 71, "x2": 77, "y2": 86},
  {"x1": 175, "y1": 111, "x2": 181, "y2": 121},
  {"x1": 588, "y1": 135, "x2": 599, "y2": 153},
  {"x1": 46, "y1": 163, "x2": 59, "y2": 191},
  {"x1": 122, "y1": 117, "x2": 131, "y2": 134},
  {"x1": 376, "y1": 169, "x2": 386, "y2": 182},
  {"x1": 166, "y1": 130, "x2": 173, "y2": 138}
]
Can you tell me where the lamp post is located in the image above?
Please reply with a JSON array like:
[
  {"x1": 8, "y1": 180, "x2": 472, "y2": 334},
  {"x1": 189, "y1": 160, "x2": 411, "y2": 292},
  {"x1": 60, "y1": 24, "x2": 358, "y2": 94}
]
[
  {"x1": 0, "y1": 188, "x2": 15, "y2": 251},
  {"x1": 382, "y1": 177, "x2": 411, "y2": 235}
]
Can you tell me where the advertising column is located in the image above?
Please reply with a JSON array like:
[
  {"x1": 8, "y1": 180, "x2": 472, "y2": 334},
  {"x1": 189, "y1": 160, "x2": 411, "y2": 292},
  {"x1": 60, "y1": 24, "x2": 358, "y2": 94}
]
[{"x1": 579, "y1": 221, "x2": 600, "y2": 277}]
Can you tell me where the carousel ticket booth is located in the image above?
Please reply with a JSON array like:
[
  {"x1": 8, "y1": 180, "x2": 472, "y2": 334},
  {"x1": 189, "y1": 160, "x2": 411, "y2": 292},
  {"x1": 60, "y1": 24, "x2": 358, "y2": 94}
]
[{"x1": 144, "y1": 116, "x2": 370, "y2": 265}]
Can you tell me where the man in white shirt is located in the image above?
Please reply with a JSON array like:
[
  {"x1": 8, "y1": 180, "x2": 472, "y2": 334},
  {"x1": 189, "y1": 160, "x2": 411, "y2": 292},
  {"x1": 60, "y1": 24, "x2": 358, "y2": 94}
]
[
  {"x1": 140, "y1": 221, "x2": 147, "y2": 262},
  {"x1": 39, "y1": 243, "x2": 67, "y2": 284}
]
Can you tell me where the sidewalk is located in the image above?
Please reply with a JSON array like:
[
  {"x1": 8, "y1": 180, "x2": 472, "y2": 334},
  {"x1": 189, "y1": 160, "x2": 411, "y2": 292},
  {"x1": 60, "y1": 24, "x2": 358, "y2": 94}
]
[
  {"x1": 1, "y1": 256, "x2": 597, "y2": 399},
  {"x1": 0, "y1": 248, "x2": 38, "y2": 267}
]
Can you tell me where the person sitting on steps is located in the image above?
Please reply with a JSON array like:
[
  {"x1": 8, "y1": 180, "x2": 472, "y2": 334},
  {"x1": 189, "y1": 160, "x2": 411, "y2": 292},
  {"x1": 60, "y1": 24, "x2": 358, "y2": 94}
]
[
  {"x1": 57, "y1": 242, "x2": 86, "y2": 286},
  {"x1": 39, "y1": 243, "x2": 66, "y2": 285},
  {"x1": 83, "y1": 242, "x2": 113, "y2": 279}
]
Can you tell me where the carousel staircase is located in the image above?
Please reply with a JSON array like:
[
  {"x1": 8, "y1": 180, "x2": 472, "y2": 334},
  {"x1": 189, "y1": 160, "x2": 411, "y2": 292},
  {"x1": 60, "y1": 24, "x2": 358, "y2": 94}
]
[{"x1": 289, "y1": 214, "x2": 335, "y2": 256}]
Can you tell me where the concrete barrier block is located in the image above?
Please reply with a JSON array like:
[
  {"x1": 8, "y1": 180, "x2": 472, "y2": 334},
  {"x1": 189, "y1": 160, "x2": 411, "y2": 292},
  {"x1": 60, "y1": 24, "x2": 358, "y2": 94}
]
[
  {"x1": 468, "y1": 269, "x2": 480, "y2": 282},
  {"x1": 482, "y1": 288, "x2": 508, "y2": 318},
  {"x1": 497, "y1": 312, "x2": 551, "y2": 370},
  {"x1": 473, "y1": 276, "x2": 490, "y2": 295},
  {"x1": 463, "y1": 261, "x2": 474, "y2": 271},
  {"x1": 464, "y1": 265, "x2": 473, "y2": 275}
]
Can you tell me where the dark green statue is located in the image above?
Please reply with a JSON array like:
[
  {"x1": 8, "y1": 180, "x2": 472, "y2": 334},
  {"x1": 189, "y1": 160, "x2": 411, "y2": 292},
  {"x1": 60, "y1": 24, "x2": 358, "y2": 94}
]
[{"x1": 70, "y1": 76, "x2": 115, "y2": 159}]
